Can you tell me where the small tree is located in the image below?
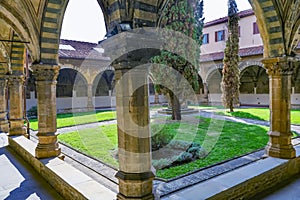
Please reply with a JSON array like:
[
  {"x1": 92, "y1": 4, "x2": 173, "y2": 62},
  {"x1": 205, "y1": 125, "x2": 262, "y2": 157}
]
[
  {"x1": 221, "y1": 0, "x2": 240, "y2": 112},
  {"x1": 151, "y1": 0, "x2": 204, "y2": 120}
]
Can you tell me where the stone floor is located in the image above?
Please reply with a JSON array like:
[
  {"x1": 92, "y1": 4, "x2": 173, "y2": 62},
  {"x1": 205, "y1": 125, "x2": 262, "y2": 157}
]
[{"x1": 0, "y1": 133, "x2": 64, "y2": 200}]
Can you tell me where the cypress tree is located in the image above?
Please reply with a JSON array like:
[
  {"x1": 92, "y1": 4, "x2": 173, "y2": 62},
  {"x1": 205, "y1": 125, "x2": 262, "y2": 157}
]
[{"x1": 221, "y1": 0, "x2": 240, "y2": 112}]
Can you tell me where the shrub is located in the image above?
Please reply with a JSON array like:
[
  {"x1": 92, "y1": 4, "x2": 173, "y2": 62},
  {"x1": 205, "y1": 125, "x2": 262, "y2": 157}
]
[
  {"x1": 151, "y1": 125, "x2": 176, "y2": 150},
  {"x1": 27, "y1": 106, "x2": 37, "y2": 118}
]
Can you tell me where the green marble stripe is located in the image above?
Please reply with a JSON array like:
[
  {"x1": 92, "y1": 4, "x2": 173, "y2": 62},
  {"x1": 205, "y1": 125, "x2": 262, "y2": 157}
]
[
  {"x1": 40, "y1": 48, "x2": 58, "y2": 54},
  {"x1": 262, "y1": 6, "x2": 275, "y2": 12},
  {"x1": 11, "y1": 51, "x2": 23, "y2": 55},
  {"x1": 45, "y1": 7, "x2": 61, "y2": 14},
  {"x1": 135, "y1": 1, "x2": 157, "y2": 13},
  {"x1": 44, "y1": 17, "x2": 58, "y2": 23},
  {"x1": 41, "y1": 27, "x2": 58, "y2": 34},
  {"x1": 11, "y1": 57, "x2": 23, "y2": 61},
  {"x1": 108, "y1": 1, "x2": 119, "y2": 14},
  {"x1": 266, "y1": 16, "x2": 279, "y2": 23},
  {"x1": 40, "y1": 58, "x2": 57, "y2": 65},
  {"x1": 11, "y1": 63, "x2": 23, "y2": 67},
  {"x1": 11, "y1": 44, "x2": 23, "y2": 48},
  {"x1": 269, "y1": 26, "x2": 281, "y2": 34},
  {"x1": 258, "y1": 0, "x2": 270, "y2": 3},
  {"x1": 269, "y1": 37, "x2": 283, "y2": 44},
  {"x1": 40, "y1": 37, "x2": 59, "y2": 44},
  {"x1": 49, "y1": 0, "x2": 63, "y2": 4}
]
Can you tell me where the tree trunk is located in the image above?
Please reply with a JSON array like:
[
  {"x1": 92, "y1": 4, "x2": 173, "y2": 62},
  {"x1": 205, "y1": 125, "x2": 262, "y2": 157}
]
[
  {"x1": 170, "y1": 92, "x2": 181, "y2": 120},
  {"x1": 229, "y1": 99, "x2": 234, "y2": 112}
]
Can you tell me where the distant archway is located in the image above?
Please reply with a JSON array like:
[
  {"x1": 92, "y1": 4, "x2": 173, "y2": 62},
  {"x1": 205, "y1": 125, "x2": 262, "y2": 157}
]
[
  {"x1": 57, "y1": 68, "x2": 88, "y2": 97},
  {"x1": 92, "y1": 70, "x2": 114, "y2": 96},
  {"x1": 240, "y1": 65, "x2": 269, "y2": 94},
  {"x1": 207, "y1": 69, "x2": 222, "y2": 93}
]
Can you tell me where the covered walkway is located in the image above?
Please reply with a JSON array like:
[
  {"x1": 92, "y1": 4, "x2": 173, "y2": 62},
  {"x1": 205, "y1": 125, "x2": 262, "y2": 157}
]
[{"x1": 0, "y1": 133, "x2": 63, "y2": 199}]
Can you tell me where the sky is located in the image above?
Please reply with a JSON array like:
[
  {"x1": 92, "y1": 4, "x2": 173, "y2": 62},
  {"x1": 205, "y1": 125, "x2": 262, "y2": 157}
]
[{"x1": 60, "y1": 0, "x2": 252, "y2": 43}]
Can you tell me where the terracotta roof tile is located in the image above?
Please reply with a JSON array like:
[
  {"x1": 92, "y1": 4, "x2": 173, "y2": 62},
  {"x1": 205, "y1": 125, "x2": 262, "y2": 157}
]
[
  {"x1": 204, "y1": 9, "x2": 254, "y2": 27},
  {"x1": 200, "y1": 45, "x2": 263, "y2": 62},
  {"x1": 59, "y1": 39, "x2": 110, "y2": 60}
]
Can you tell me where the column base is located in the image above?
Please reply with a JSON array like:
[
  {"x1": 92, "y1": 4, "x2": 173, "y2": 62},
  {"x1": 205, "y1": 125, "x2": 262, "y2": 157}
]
[
  {"x1": 8, "y1": 126, "x2": 28, "y2": 138},
  {"x1": 35, "y1": 133, "x2": 61, "y2": 159},
  {"x1": 116, "y1": 171, "x2": 155, "y2": 200},
  {"x1": 117, "y1": 193, "x2": 154, "y2": 200},
  {"x1": 0, "y1": 120, "x2": 9, "y2": 133},
  {"x1": 265, "y1": 131, "x2": 296, "y2": 159},
  {"x1": 265, "y1": 144, "x2": 296, "y2": 159}
]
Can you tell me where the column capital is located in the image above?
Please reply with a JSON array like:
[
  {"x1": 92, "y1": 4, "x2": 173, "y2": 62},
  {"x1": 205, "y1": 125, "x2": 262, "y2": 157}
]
[
  {"x1": 262, "y1": 56, "x2": 297, "y2": 76},
  {"x1": 31, "y1": 64, "x2": 60, "y2": 81},
  {"x1": 0, "y1": 77, "x2": 8, "y2": 87},
  {"x1": 7, "y1": 75, "x2": 25, "y2": 86}
]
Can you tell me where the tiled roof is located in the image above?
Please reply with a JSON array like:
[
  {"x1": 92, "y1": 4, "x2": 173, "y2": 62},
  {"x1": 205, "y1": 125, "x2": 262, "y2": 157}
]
[
  {"x1": 200, "y1": 45, "x2": 263, "y2": 62},
  {"x1": 204, "y1": 9, "x2": 254, "y2": 28},
  {"x1": 59, "y1": 39, "x2": 110, "y2": 60}
]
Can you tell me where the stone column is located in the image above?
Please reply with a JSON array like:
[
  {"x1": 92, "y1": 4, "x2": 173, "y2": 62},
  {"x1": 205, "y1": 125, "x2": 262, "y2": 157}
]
[
  {"x1": 203, "y1": 83, "x2": 209, "y2": 100},
  {"x1": 87, "y1": 84, "x2": 94, "y2": 110},
  {"x1": 154, "y1": 92, "x2": 159, "y2": 104},
  {"x1": 114, "y1": 63, "x2": 154, "y2": 200},
  {"x1": 8, "y1": 76, "x2": 27, "y2": 137},
  {"x1": 0, "y1": 76, "x2": 9, "y2": 132},
  {"x1": 32, "y1": 64, "x2": 61, "y2": 158},
  {"x1": 263, "y1": 57, "x2": 296, "y2": 159}
]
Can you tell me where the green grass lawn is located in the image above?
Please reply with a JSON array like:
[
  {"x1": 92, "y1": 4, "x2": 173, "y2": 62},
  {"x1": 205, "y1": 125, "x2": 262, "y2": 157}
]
[
  {"x1": 58, "y1": 124, "x2": 119, "y2": 168},
  {"x1": 29, "y1": 110, "x2": 116, "y2": 130},
  {"x1": 58, "y1": 116, "x2": 269, "y2": 179},
  {"x1": 214, "y1": 107, "x2": 300, "y2": 125}
]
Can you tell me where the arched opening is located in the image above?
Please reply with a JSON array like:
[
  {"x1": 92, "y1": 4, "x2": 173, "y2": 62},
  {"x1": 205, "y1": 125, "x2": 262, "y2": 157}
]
[
  {"x1": 240, "y1": 65, "x2": 269, "y2": 94},
  {"x1": 148, "y1": 76, "x2": 155, "y2": 96},
  {"x1": 92, "y1": 70, "x2": 114, "y2": 96},
  {"x1": 292, "y1": 64, "x2": 300, "y2": 94},
  {"x1": 56, "y1": 68, "x2": 88, "y2": 97},
  {"x1": 207, "y1": 69, "x2": 222, "y2": 94},
  {"x1": 196, "y1": 74, "x2": 204, "y2": 95},
  {"x1": 25, "y1": 71, "x2": 36, "y2": 99},
  {"x1": 60, "y1": 0, "x2": 106, "y2": 43}
]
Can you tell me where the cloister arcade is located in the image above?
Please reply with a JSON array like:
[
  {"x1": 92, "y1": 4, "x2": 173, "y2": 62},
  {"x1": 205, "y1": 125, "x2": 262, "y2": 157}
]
[{"x1": 0, "y1": 0, "x2": 299, "y2": 199}]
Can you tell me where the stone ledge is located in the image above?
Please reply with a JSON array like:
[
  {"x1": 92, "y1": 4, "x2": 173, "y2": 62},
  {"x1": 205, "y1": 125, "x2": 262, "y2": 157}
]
[
  {"x1": 164, "y1": 140, "x2": 300, "y2": 199},
  {"x1": 8, "y1": 135, "x2": 116, "y2": 200}
]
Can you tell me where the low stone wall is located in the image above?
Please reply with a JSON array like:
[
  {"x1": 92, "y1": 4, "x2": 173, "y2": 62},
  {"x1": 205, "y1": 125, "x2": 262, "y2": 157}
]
[
  {"x1": 25, "y1": 95, "x2": 167, "y2": 112},
  {"x1": 8, "y1": 135, "x2": 115, "y2": 200}
]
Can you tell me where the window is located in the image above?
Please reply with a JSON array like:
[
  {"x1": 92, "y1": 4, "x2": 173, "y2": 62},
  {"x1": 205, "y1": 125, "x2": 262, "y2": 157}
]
[
  {"x1": 238, "y1": 26, "x2": 241, "y2": 37},
  {"x1": 215, "y1": 30, "x2": 225, "y2": 42},
  {"x1": 202, "y1": 33, "x2": 209, "y2": 44},
  {"x1": 253, "y1": 22, "x2": 259, "y2": 34}
]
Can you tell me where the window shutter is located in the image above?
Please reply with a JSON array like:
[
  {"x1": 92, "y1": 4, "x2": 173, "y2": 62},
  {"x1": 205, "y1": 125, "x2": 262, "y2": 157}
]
[{"x1": 215, "y1": 31, "x2": 217, "y2": 42}]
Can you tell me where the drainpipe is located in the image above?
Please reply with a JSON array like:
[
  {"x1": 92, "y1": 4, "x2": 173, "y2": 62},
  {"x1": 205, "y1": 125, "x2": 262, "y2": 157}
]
[{"x1": 24, "y1": 49, "x2": 30, "y2": 139}]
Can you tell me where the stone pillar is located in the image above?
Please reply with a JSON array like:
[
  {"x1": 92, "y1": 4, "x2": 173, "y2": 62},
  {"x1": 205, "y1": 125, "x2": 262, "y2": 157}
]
[
  {"x1": 263, "y1": 57, "x2": 296, "y2": 159},
  {"x1": 203, "y1": 83, "x2": 209, "y2": 100},
  {"x1": 114, "y1": 63, "x2": 154, "y2": 200},
  {"x1": 0, "y1": 76, "x2": 9, "y2": 132},
  {"x1": 87, "y1": 84, "x2": 94, "y2": 110},
  {"x1": 8, "y1": 76, "x2": 27, "y2": 137},
  {"x1": 154, "y1": 92, "x2": 159, "y2": 104},
  {"x1": 32, "y1": 65, "x2": 61, "y2": 158}
]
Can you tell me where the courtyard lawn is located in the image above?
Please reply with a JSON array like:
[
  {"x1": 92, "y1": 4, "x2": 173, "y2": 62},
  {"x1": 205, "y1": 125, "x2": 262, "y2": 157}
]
[
  {"x1": 29, "y1": 110, "x2": 116, "y2": 130},
  {"x1": 58, "y1": 116, "x2": 269, "y2": 179},
  {"x1": 214, "y1": 107, "x2": 300, "y2": 125}
]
